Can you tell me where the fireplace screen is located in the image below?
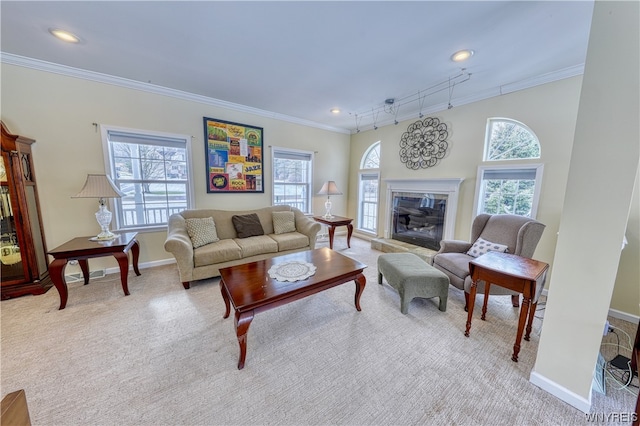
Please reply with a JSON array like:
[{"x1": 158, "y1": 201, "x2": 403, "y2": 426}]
[{"x1": 391, "y1": 192, "x2": 448, "y2": 250}]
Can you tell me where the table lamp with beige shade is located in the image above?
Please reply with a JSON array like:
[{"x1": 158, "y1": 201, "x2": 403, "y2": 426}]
[
  {"x1": 317, "y1": 181, "x2": 342, "y2": 219},
  {"x1": 72, "y1": 174, "x2": 125, "y2": 240}
]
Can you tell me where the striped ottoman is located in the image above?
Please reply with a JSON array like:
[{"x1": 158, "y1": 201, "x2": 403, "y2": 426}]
[{"x1": 377, "y1": 253, "x2": 449, "y2": 314}]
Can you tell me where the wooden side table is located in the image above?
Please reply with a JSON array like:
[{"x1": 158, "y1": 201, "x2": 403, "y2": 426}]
[
  {"x1": 313, "y1": 215, "x2": 353, "y2": 250},
  {"x1": 465, "y1": 251, "x2": 548, "y2": 362},
  {"x1": 47, "y1": 232, "x2": 141, "y2": 310}
]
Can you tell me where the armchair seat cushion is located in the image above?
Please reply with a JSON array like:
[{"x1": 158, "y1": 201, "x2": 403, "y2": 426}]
[{"x1": 432, "y1": 252, "x2": 474, "y2": 280}]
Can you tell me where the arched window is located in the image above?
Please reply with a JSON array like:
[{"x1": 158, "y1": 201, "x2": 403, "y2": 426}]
[
  {"x1": 358, "y1": 142, "x2": 380, "y2": 233},
  {"x1": 475, "y1": 119, "x2": 543, "y2": 218},
  {"x1": 484, "y1": 118, "x2": 540, "y2": 161},
  {"x1": 361, "y1": 142, "x2": 380, "y2": 169}
]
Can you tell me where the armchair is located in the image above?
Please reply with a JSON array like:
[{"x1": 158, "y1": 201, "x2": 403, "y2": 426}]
[{"x1": 431, "y1": 214, "x2": 545, "y2": 310}]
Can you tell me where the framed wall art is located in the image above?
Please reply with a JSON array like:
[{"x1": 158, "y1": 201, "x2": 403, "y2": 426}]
[{"x1": 203, "y1": 117, "x2": 264, "y2": 193}]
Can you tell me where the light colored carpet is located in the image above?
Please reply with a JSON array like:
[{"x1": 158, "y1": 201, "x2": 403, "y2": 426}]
[{"x1": 1, "y1": 236, "x2": 637, "y2": 425}]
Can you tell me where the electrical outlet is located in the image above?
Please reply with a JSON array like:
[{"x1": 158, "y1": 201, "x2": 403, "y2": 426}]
[
  {"x1": 69, "y1": 260, "x2": 78, "y2": 266},
  {"x1": 603, "y1": 320, "x2": 610, "y2": 336}
]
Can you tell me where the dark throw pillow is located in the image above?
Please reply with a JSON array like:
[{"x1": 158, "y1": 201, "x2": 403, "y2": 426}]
[{"x1": 232, "y1": 213, "x2": 265, "y2": 238}]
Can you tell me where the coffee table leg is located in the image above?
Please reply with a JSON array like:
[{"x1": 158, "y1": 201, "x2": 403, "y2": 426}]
[
  {"x1": 354, "y1": 273, "x2": 366, "y2": 311},
  {"x1": 235, "y1": 310, "x2": 254, "y2": 370},
  {"x1": 220, "y1": 281, "x2": 231, "y2": 319}
]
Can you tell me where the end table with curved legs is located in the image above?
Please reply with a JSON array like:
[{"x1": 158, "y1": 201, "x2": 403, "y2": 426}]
[{"x1": 47, "y1": 232, "x2": 141, "y2": 310}]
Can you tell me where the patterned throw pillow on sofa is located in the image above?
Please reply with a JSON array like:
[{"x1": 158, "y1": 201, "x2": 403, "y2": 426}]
[
  {"x1": 272, "y1": 211, "x2": 296, "y2": 234},
  {"x1": 466, "y1": 237, "x2": 508, "y2": 258},
  {"x1": 185, "y1": 217, "x2": 219, "y2": 248}
]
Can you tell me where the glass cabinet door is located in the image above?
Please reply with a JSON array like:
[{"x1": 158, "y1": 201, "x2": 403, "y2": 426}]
[{"x1": 0, "y1": 156, "x2": 25, "y2": 283}]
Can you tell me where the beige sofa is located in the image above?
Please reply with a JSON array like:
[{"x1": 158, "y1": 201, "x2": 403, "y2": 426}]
[{"x1": 164, "y1": 205, "x2": 321, "y2": 289}]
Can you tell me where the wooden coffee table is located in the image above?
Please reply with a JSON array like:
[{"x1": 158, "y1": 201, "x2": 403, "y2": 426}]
[{"x1": 219, "y1": 247, "x2": 367, "y2": 369}]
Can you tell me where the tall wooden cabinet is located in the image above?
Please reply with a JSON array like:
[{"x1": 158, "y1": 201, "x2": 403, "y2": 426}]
[{"x1": 1, "y1": 122, "x2": 52, "y2": 299}]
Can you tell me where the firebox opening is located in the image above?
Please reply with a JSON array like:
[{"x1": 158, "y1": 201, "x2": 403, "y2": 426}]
[{"x1": 392, "y1": 192, "x2": 448, "y2": 251}]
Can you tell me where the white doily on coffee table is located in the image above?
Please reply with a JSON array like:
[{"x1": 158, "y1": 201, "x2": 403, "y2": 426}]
[{"x1": 268, "y1": 261, "x2": 317, "y2": 282}]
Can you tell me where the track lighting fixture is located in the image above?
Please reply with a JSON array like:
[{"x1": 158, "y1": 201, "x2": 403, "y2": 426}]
[{"x1": 349, "y1": 69, "x2": 471, "y2": 131}]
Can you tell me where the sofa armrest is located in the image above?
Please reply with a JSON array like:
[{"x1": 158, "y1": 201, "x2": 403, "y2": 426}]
[
  {"x1": 294, "y1": 212, "x2": 322, "y2": 249},
  {"x1": 437, "y1": 239, "x2": 472, "y2": 254},
  {"x1": 164, "y1": 213, "x2": 195, "y2": 282}
]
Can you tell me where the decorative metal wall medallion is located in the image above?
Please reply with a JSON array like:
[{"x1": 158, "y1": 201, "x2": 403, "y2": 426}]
[{"x1": 399, "y1": 117, "x2": 449, "y2": 169}]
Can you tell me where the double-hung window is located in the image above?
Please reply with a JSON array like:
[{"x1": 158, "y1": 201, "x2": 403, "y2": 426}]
[
  {"x1": 271, "y1": 147, "x2": 313, "y2": 214},
  {"x1": 475, "y1": 118, "x2": 543, "y2": 218},
  {"x1": 102, "y1": 126, "x2": 193, "y2": 231}
]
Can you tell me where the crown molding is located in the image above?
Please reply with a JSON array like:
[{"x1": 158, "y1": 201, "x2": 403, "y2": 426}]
[{"x1": 0, "y1": 52, "x2": 351, "y2": 135}]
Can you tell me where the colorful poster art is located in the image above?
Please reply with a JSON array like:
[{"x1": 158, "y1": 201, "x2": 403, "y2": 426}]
[{"x1": 203, "y1": 117, "x2": 264, "y2": 193}]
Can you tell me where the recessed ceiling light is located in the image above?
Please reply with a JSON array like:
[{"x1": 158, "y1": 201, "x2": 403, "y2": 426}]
[
  {"x1": 49, "y1": 28, "x2": 81, "y2": 43},
  {"x1": 330, "y1": 108, "x2": 341, "y2": 114},
  {"x1": 451, "y1": 49, "x2": 474, "y2": 62}
]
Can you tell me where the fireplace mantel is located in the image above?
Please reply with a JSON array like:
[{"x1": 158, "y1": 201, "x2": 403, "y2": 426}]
[{"x1": 383, "y1": 178, "x2": 464, "y2": 244}]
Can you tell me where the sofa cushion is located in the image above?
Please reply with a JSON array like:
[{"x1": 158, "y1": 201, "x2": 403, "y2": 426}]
[
  {"x1": 232, "y1": 213, "x2": 265, "y2": 238},
  {"x1": 269, "y1": 232, "x2": 310, "y2": 251},
  {"x1": 185, "y1": 217, "x2": 219, "y2": 248},
  {"x1": 272, "y1": 211, "x2": 296, "y2": 234},
  {"x1": 466, "y1": 237, "x2": 508, "y2": 258},
  {"x1": 233, "y1": 235, "x2": 278, "y2": 258},
  {"x1": 193, "y1": 239, "x2": 242, "y2": 267}
]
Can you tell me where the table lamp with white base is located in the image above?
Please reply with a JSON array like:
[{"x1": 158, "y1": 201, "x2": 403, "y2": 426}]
[
  {"x1": 72, "y1": 174, "x2": 125, "y2": 240},
  {"x1": 317, "y1": 181, "x2": 342, "y2": 219}
]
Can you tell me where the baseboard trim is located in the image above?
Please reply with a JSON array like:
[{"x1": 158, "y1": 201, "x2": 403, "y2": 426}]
[
  {"x1": 529, "y1": 370, "x2": 591, "y2": 413},
  {"x1": 608, "y1": 308, "x2": 640, "y2": 324},
  {"x1": 104, "y1": 258, "x2": 176, "y2": 276}
]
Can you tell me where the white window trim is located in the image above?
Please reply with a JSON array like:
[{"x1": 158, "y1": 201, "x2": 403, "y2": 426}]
[
  {"x1": 100, "y1": 124, "x2": 195, "y2": 233},
  {"x1": 270, "y1": 146, "x2": 314, "y2": 214},
  {"x1": 473, "y1": 163, "x2": 544, "y2": 219}
]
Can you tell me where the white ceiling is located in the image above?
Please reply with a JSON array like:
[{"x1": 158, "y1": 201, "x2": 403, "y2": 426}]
[{"x1": 1, "y1": 1, "x2": 595, "y2": 133}]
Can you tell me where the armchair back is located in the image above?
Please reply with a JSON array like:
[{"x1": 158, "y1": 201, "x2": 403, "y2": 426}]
[{"x1": 471, "y1": 213, "x2": 545, "y2": 258}]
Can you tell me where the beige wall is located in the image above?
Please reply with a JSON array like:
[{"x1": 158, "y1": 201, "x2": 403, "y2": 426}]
[
  {"x1": 532, "y1": 0, "x2": 639, "y2": 411},
  {"x1": 1, "y1": 64, "x2": 350, "y2": 274},
  {"x1": 349, "y1": 77, "x2": 582, "y2": 276}
]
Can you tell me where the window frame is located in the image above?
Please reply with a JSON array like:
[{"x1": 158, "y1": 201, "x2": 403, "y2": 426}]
[
  {"x1": 270, "y1": 146, "x2": 314, "y2": 214},
  {"x1": 101, "y1": 124, "x2": 194, "y2": 233},
  {"x1": 473, "y1": 163, "x2": 544, "y2": 219}
]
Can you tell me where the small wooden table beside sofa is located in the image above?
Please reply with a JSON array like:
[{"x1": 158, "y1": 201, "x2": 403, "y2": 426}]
[{"x1": 164, "y1": 206, "x2": 321, "y2": 289}]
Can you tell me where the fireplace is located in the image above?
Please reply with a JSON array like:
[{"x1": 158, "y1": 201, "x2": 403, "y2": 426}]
[{"x1": 384, "y1": 179, "x2": 463, "y2": 251}]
